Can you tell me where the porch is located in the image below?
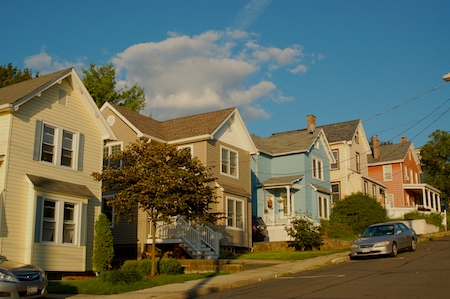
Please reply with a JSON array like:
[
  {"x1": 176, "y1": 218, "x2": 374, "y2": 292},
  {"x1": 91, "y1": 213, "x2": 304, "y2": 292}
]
[
  {"x1": 404, "y1": 183, "x2": 442, "y2": 212},
  {"x1": 145, "y1": 217, "x2": 222, "y2": 259}
]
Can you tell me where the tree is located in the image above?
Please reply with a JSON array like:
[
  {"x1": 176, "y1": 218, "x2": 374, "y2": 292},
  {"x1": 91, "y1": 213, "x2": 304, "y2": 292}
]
[
  {"x1": 92, "y1": 139, "x2": 220, "y2": 276},
  {"x1": 420, "y1": 130, "x2": 450, "y2": 204},
  {"x1": 329, "y1": 192, "x2": 387, "y2": 236},
  {"x1": 82, "y1": 63, "x2": 146, "y2": 112},
  {"x1": 0, "y1": 63, "x2": 38, "y2": 88},
  {"x1": 92, "y1": 213, "x2": 114, "y2": 273}
]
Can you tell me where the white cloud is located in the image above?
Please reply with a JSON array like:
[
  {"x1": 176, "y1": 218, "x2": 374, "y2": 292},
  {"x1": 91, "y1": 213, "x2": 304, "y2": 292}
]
[
  {"x1": 112, "y1": 29, "x2": 307, "y2": 121},
  {"x1": 24, "y1": 52, "x2": 86, "y2": 75}
]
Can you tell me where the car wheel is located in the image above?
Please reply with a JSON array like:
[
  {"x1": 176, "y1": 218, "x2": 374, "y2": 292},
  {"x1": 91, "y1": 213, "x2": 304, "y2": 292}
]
[
  {"x1": 390, "y1": 242, "x2": 398, "y2": 257},
  {"x1": 409, "y1": 238, "x2": 417, "y2": 252}
]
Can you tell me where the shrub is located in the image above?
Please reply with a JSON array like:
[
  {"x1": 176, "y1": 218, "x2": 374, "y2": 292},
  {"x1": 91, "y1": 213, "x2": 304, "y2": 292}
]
[
  {"x1": 158, "y1": 258, "x2": 182, "y2": 275},
  {"x1": 285, "y1": 215, "x2": 323, "y2": 251},
  {"x1": 92, "y1": 213, "x2": 114, "y2": 273},
  {"x1": 404, "y1": 211, "x2": 445, "y2": 230},
  {"x1": 99, "y1": 269, "x2": 142, "y2": 284},
  {"x1": 330, "y1": 192, "x2": 387, "y2": 236},
  {"x1": 121, "y1": 259, "x2": 153, "y2": 276},
  {"x1": 326, "y1": 222, "x2": 354, "y2": 239}
]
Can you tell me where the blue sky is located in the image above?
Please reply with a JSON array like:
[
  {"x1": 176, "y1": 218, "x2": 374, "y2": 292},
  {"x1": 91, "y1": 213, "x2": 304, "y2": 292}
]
[{"x1": 2, "y1": 0, "x2": 449, "y2": 147}]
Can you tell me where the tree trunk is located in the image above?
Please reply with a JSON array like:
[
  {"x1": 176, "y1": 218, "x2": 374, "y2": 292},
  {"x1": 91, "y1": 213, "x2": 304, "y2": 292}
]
[{"x1": 151, "y1": 220, "x2": 157, "y2": 277}]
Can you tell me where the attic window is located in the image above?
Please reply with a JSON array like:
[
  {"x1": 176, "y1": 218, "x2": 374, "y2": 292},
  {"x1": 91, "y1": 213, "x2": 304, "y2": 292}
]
[{"x1": 58, "y1": 89, "x2": 68, "y2": 106}]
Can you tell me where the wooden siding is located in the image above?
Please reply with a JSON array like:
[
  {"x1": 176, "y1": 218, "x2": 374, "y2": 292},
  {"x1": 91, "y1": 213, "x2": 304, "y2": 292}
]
[{"x1": 3, "y1": 80, "x2": 103, "y2": 271}]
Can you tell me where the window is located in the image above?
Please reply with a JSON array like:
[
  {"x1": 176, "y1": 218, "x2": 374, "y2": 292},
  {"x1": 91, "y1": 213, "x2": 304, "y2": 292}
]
[
  {"x1": 364, "y1": 181, "x2": 368, "y2": 194},
  {"x1": 312, "y1": 157, "x2": 323, "y2": 180},
  {"x1": 221, "y1": 147, "x2": 238, "y2": 177},
  {"x1": 383, "y1": 165, "x2": 392, "y2": 181},
  {"x1": 331, "y1": 150, "x2": 339, "y2": 170},
  {"x1": 41, "y1": 198, "x2": 79, "y2": 245},
  {"x1": 281, "y1": 192, "x2": 293, "y2": 216},
  {"x1": 102, "y1": 197, "x2": 114, "y2": 225},
  {"x1": 178, "y1": 145, "x2": 193, "y2": 156},
  {"x1": 318, "y1": 196, "x2": 329, "y2": 219},
  {"x1": 355, "y1": 152, "x2": 361, "y2": 173},
  {"x1": 331, "y1": 183, "x2": 340, "y2": 204},
  {"x1": 35, "y1": 121, "x2": 82, "y2": 170},
  {"x1": 227, "y1": 197, "x2": 244, "y2": 229},
  {"x1": 103, "y1": 143, "x2": 122, "y2": 167},
  {"x1": 372, "y1": 184, "x2": 376, "y2": 197}
]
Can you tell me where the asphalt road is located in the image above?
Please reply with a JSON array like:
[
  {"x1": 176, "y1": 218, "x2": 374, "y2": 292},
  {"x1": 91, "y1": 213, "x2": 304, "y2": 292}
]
[{"x1": 198, "y1": 236, "x2": 450, "y2": 299}]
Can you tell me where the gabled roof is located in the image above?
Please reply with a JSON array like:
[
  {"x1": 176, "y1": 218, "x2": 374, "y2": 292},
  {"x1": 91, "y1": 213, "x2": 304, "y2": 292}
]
[
  {"x1": 103, "y1": 103, "x2": 257, "y2": 153},
  {"x1": 367, "y1": 142, "x2": 413, "y2": 164},
  {"x1": 320, "y1": 119, "x2": 360, "y2": 143},
  {"x1": 0, "y1": 68, "x2": 115, "y2": 141},
  {"x1": 252, "y1": 128, "x2": 321, "y2": 156},
  {"x1": 0, "y1": 68, "x2": 72, "y2": 108}
]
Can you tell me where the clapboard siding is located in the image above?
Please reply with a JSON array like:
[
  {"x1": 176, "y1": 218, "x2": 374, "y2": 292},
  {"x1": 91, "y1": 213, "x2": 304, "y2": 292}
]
[{"x1": 2, "y1": 77, "x2": 105, "y2": 271}]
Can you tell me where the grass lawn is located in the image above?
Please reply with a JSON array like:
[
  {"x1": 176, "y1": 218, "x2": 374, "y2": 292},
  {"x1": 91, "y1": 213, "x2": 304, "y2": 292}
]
[
  {"x1": 236, "y1": 249, "x2": 348, "y2": 261},
  {"x1": 48, "y1": 249, "x2": 346, "y2": 295},
  {"x1": 47, "y1": 273, "x2": 221, "y2": 295}
]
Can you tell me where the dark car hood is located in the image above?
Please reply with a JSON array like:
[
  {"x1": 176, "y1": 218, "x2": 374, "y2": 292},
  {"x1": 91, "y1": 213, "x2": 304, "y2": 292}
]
[{"x1": 0, "y1": 260, "x2": 40, "y2": 272}]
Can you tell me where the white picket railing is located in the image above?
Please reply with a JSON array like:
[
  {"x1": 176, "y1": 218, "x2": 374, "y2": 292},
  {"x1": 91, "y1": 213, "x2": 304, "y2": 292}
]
[{"x1": 154, "y1": 217, "x2": 221, "y2": 259}]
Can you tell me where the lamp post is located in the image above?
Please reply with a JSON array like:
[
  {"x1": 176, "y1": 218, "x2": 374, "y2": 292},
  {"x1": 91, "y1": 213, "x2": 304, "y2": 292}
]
[{"x1": 443, "y1": 72, "x2": 450, "y2": 82}]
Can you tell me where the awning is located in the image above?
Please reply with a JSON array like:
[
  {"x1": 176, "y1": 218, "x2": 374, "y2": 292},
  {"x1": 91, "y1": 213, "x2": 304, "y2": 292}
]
[
  {"x1": 310, "y1": 183, "x2": 331, "y2": 195},
  {"x1": 216, "y1": 182, "x2": 251, "y2": 197},
  {"x1": 27, "y1": 174, "x2": 95, "y2": 198},
  {"x1": 260, "y1": 174, "x2": 304, "y2": 189}
]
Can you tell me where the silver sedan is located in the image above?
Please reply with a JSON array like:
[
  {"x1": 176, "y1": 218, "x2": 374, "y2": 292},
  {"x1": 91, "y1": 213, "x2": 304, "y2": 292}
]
[{"x1": 350, "y1": 222, "x2": 418, "y2": 259}]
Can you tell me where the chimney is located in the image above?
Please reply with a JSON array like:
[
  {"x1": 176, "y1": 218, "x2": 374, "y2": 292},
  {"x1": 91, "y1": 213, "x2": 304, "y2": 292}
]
[
  {"x1": 400, "y1": 136, "x2": 408, "y2": 144},
  {"x1": 373, "y1": 135, "x2": 380, "y2": 160},
  {"x1": 307, "y1": 115, "x2": 316, "y2": 133}
]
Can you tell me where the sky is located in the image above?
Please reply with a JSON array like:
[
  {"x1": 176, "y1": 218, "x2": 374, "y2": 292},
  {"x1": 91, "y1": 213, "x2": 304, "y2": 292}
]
[{"x1": 2, "y1": 0, "x2": 450, "y2": 148}]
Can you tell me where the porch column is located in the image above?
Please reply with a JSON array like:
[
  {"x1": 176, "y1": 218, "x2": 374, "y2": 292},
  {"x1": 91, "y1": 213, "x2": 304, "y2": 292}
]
[
  {"x1": 422, "y1": 188, "x2": 427, "y2": 208},
  {"x1": 437, "y1": 193, "x2": 441, "y2": 212},
  {"x1": 286, "y1": 186, "x2": 291, "y2": 216}
]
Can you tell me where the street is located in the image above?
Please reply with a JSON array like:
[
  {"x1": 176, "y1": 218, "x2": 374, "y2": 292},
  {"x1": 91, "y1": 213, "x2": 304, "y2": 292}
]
[{"x1": 198, "y1": 236, "x2": 450, "y2": 299}]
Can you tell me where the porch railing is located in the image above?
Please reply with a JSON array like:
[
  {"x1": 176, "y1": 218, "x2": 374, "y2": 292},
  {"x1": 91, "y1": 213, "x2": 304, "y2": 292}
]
[{"x1": 154, "y1": 217, "x2": 221, "y2": 258}]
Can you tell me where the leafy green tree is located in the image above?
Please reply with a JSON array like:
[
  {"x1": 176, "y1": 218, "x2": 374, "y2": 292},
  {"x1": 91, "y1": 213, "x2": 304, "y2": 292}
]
[
  {"x1": 329, "y1": 192, "x2": 387, "y2": 236},
  {"x1": 0, "y1": 63, "x2": 38, "y2": 88},
  {"x1": 82, "y1": 63, "x2": 146, "y2": 112},
  {"x1": 285, "y1": 215, "x2": 323, "y2": 251},
  {"x1": 92, "y1": 213, "x2": 114, "y2": 273},
  {"x1": 420, "y1": 130, "x2": 450, "y2": 204},
  {"x1": 92, "y1": 139, "x2": 220, "y2": 276}
]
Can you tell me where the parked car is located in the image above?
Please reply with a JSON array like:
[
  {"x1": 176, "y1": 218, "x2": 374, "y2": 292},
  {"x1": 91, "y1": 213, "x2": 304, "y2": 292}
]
[
  {"x1": 252, "y1": 216, "x2": 269, "y2": 242},
  {"x1": 350, "y1": 221, "x2": 417, "y2": 259},
  {"x1": 0, "y1": 255, "x2": 47, "y2": 298}
]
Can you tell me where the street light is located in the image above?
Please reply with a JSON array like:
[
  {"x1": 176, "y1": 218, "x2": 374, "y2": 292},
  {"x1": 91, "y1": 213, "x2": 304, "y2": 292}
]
[{"x1": 443, "y1": 72, "x2": 450, "y2": 82}]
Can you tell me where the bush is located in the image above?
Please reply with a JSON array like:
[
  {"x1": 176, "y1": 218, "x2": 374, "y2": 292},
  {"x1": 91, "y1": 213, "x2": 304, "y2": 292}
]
[
  {"x1": 326, "y1": 222, "x2": 354, "y2": 239},
  {"x1": 330, "y1": 192, "x2": 387, "y2": 236},
  {"x1": 404, "y1": 211, "x2": 445, "y2": 230},
  {"x1": 99, "y1": 269, "x2": 142, "y2": 284},
  {"x1": 92, "y1": 213, "x2": 114, "y2": 273},
  {"x1": 121, "y1": 259, "x2": 153, "y2": 276},
  {"x1": 285, "y1": 215, "x2": 323, "y2": 251},
  {"x1": 158, "y1": 258, "x2": 182, "y2": 275}
]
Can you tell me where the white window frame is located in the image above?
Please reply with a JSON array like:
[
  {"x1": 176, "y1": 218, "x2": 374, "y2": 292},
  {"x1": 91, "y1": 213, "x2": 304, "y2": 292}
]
[
  {"x1": 40, "y1": 122, "x2": 78, "y2": 169},
  {"x1": 312, "y1": 157, "x2": 323, "y2": 180},
  {"x1": 103, "y1": 142, "x2": 123, "y2": 167},
  {"x1": 227, "y1": 197, "x2": 244, "y2": 230},
  {"x1": 355, "y1": 152, "x2": 361, "y2": 173},
  {"x1": 331, "y1": 182, "x2": 340, "y2": 204},
  {"x1": 178, "y1": 145, "x2": 194, "y2": 156},
  {"x1": 40, "y1": 197, "x2": 80, "y2": 246},
  {"x1": 221, "y1": 146, "x2": 239, "y2": 178},
  {"x1": 331, "y1": 150, "x2": 339, "y2": 170},
  {"x1": 383, "y1": 165, "x2": 393, "y2": 181},
  {"x1": 318, "y1": 196, "x2": 329, "y2": 220}
]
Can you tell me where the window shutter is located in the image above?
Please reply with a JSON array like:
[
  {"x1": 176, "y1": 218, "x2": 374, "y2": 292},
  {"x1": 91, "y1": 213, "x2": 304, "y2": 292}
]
[
  {"x1": 80, "y1": 204, "x2": 87, "y2": 246},
  {"x1": 34, "y1": 196, "x2": 43, "y2": 242},
  {"x1": 33, "y1": 120, "x2": 43, "y2": 161},
  {"x1": 77, "y1": 133, "x2": 85, "y2": 171}
]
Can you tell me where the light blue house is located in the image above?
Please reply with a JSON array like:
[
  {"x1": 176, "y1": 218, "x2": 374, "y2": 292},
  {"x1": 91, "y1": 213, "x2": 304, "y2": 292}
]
[{"x1": 251, "y1": 115, "x2": 335, "y2": 242}]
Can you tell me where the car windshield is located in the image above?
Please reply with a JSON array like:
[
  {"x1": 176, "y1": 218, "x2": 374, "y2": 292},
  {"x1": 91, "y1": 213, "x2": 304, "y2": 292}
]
[{"x1": 361, "y1": 225, "x2": 395, "y2": 237}]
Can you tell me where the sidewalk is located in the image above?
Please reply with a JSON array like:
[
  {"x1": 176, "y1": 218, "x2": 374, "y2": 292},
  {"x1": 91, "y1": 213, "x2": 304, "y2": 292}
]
[{"x1": 45, "y1": 251, "x2": 350, "y2": 299}]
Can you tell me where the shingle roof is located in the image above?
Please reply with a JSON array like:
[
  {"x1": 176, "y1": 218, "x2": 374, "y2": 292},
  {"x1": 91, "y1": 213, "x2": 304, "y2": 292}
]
[
  {"x1": 320, "y1": 119, "x2": 360, "y2": 143},
  {"x1": 0, "y1": 68, "x2": 72, "y2": 106},
  {"x1": 111, "y1": 104, "x2": 235, "y2": 141},
  {"x1": 367, "y1": 142, "x2": 412, "y2": 164},
  {"x1": 252, "y1": 129, "x2": 319, "y2": 156},
  {"x1": 261, "y1": 174, "x2": 304, "y2": 187}
]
